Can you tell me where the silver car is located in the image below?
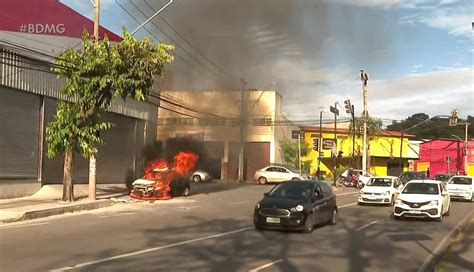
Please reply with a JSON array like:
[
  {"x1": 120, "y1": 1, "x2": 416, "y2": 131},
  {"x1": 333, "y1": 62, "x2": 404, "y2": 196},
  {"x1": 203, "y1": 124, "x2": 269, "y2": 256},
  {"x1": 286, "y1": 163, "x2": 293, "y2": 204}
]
[
  {"x1": 253, "y1": 166, "x2": 304, "y2": 184},
  {"x1": 190, "y1": 170, "x2": 212, "y2": 183}
]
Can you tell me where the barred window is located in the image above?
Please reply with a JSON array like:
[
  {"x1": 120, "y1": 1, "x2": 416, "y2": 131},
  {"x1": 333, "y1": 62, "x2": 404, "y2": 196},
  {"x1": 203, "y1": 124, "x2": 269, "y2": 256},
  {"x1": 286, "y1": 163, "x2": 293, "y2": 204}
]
[
  {"x1": 166, "y1": 118, "x2": 193, "y2": 125},
  {"x1": 252, "y1": 117, "x2": 272, "y2": 126},
  {"x1": 199, "y1": 118, "x2": 226, "y2": 126}
]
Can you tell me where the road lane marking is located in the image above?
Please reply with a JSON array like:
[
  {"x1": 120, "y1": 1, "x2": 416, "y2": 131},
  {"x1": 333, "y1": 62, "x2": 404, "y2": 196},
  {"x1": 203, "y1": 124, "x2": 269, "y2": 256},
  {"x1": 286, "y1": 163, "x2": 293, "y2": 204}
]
[
  {"x1": 0, "y1": 222, "x2": 50, "y2": 230},
  {"x1": 336, "y1": 192, "x2": 359, "y2": 196},
  {"x1": 97, "y1": 212, "x2": 135, "y2": 219},
  {"x1": 339, "y1": 202, "x2": 357, "y2": 208},
  {"x1": 228, "y1": 201, "x2": 252, "y2": 205},
  {"x1": 355, "y1": 220, "x2": 378, "y2": 231},
  {"x1": 50, "y1": 227, "x2": 253, "y2": 271},
  {"x1": 249, "y1": 259, "x2": 284, "y2": 272},
  {"x1": 417, "y1": 210, "x2": 474, "y2": 272}
]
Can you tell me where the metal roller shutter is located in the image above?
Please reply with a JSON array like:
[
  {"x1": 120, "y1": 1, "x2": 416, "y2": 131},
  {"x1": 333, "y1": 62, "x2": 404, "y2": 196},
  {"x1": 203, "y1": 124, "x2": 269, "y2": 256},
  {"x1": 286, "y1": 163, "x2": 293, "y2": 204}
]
[{"x1": 0, "y1": 87, "x2": 39, "y2": 179}]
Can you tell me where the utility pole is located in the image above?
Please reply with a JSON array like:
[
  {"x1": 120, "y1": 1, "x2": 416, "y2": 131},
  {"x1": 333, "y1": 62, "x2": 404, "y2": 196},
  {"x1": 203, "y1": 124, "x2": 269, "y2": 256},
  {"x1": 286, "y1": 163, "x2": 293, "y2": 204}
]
[
  {"x1": 238, "y1": 78, "x2": 247, "y2": 183},
  {"x1": 450, "y1": 109, "x2": 470, "y2": 174},
  {"x1": 334, "y1": 102, "x2": 337, "y2": 185},
  {"x1": 318, "y1": 110, "x2": 323, "y2": 181},
  {"x1": 464, "y1": 122, "x2": 469, "y2": 175},
  {"x1": 298, "y1": 133, "x2": 302, "y2": 176},
  {"x1": 360, "y1": 70, "x2": 368, "y2": 172},
  {"x1": 89, "y1": 0, "x2": 100, "y2": 200}
]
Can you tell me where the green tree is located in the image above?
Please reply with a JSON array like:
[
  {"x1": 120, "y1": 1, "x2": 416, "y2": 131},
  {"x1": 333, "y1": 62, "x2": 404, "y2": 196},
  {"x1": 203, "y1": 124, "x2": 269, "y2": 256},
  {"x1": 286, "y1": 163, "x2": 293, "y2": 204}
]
[
  {"x1": 350, "y1": 115, "x2": 383, "y2": 169},
  {"x1": 46, "y1": 30, "x2": 174, "y2": 201},
  {"x1": 279, "y1": 138, "x2": 310, "y2": 171}
]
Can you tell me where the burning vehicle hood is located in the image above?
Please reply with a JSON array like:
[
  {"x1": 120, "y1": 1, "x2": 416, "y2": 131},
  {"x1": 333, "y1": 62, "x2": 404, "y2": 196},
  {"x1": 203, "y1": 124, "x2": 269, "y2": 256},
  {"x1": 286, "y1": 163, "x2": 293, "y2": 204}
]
[{"x1": 132, "y1": 179, "x2": 156, "y2": 186}]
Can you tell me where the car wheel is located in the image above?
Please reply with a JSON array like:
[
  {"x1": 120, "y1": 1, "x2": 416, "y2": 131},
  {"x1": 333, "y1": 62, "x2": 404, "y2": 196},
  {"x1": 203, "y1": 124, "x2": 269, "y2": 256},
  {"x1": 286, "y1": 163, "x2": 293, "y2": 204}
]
[
  {"x1": 292, "y1": 177, "x2": 300, "y2": 181},
  {"x1": 258, "y1": 177, "x2": 268, "y2": 185},
  {"x1": 254, "y1": 223, "x2": 263, "y2": 231},
  {"x1": 192, "y1": 175, "x2": 201, "y2": 183},
  {"x1": 435, "y1": 206, "x2": 443, "y2": 222},
  {"x1": 303, "y1": 214, "x2": 314, "y2": 233},
  {"x1": 329, "y1": 209, "x2": 338, "y2": 225},
  {"x1": 445, "y1": 203, "x2": 450, "y2": 216},
  {"x1": 182, "y1": 186, "x2": 190, "y2": 197},
  {"x1": 471, "y1": 194, "x2": 474, "y2": 202}
]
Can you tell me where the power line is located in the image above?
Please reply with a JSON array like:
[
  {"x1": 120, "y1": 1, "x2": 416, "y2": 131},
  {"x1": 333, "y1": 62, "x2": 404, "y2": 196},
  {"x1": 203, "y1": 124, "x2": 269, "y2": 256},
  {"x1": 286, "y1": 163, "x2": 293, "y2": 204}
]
[
  {"x1": 127, "y1": 0, "x2": 223, "y2": 78},
  {"x1": 143, "y1": 0, "x2": 233, "y2": 79}
]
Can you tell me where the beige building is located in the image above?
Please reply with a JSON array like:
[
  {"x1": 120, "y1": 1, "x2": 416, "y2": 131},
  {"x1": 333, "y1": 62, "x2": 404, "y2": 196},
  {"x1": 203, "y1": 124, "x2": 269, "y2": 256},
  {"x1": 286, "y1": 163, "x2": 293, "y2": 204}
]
[{"x1": 156, "y1": 90, "x2": 299, "y2": 181}]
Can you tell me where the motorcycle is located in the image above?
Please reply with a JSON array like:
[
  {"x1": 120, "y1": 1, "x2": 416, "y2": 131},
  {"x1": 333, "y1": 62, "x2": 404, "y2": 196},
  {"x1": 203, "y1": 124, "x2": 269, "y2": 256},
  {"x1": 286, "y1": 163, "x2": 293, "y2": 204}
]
[{"x1": 340, "y1": 173, "x2": 364, "y2": 189}]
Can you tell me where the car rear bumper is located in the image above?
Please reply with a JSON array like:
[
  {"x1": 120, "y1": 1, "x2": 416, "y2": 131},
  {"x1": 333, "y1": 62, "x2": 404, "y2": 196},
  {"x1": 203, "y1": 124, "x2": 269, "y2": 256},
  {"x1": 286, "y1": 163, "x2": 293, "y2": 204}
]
[{"x1": 393, "y1": 205, "x2": 440, "y2": 219}]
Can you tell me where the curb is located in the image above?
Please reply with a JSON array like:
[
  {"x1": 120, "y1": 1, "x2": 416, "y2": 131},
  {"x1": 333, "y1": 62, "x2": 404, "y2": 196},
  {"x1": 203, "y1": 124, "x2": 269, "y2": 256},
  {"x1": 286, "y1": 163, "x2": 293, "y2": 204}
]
[
  {"x1": 1, "y1": 199, "x2": 116, "y2": 223},
  {"x1": 417, "y1": 209, "x2": 474, "y2": 272}
]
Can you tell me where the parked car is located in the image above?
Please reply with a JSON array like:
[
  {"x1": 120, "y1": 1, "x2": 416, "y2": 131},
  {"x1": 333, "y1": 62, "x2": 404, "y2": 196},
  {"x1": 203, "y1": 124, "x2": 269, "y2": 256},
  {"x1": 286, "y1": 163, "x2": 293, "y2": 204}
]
[
  {"x1": 433, "y1": 173, "x2": 453, "y2": 183},
  {"x1": 446, "y1": 176, "x2": 474, "y2": 202},
  {"x1": 253, "y1": 181, "x2": 337, "y2": 233},
  {"x1": 190, "y1": 170, "x2": 212, "y2": 183},
  {"x1": 399, "y1": 171, "x2": 427, "y2": 185},
  {"x1": 393, "y1": 180, "x2": 451, "y2": 222},
  {"x1": 253, "y1": 165, "x2": 305, "y2": 184},
  {"x1": 358, "y1": 176, "x2": 403, "y2": 205},
  {"x1": 340, "y1": 169, "x2": 374, "y2": 186},
  {"x1": 131, "y1": 169, "x2": 191, "y2": 200}
]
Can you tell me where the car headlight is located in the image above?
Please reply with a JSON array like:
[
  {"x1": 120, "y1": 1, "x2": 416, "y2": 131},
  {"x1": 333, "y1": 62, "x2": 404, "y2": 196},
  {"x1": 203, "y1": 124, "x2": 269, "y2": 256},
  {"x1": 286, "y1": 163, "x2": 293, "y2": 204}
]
[
  {"x1": 395, "y1": 199, "x2": 402, "y2": 205},
  {"x1": 146, "y1": 186, "x2": 154, "y2": 191},
  {"x1": 290, "y1": 205, "x2": 304, "y2": 212},
  {"x1": 383, "y1": 191, "x2": 390, "y2": 196},
  {"x1": 255, "y1": 202, "x2": 260, "y2": 209},
  {"x1": 429, "y1": 200, "x2": 438, "y2": 206}
]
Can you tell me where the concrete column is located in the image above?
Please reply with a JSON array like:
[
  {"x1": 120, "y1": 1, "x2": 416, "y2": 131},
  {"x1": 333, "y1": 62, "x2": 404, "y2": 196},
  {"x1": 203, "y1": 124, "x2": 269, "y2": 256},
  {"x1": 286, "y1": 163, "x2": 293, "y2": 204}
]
[{"x1": 221, "y1": 141, "x2": 229, "y2": 180}]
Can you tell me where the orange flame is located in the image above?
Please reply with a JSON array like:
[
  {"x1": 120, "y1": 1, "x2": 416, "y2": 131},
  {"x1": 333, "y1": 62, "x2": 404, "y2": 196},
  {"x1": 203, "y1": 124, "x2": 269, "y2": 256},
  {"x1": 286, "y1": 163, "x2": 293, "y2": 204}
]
[
  {"x1": 143, "y1": 159, "x2": 168, "y2": 180},
  {"x1": 173, "y1": 151, "x2": 199, "y2": 175}
]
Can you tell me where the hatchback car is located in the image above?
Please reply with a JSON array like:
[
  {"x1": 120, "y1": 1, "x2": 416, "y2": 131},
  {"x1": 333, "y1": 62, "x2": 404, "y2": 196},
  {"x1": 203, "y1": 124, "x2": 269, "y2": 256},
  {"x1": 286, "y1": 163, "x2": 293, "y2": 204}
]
[
  {"x1": 446, "y1": 176, "x2": 474, "y2": 202},
  {"x1": 393, "y1": 180, "x2": 450, "y2": 222},
  {"x1": 358, "y1": 176, "x2": 403, "y2": 205},
  {"x1": 399, "y1": 171, "x2": 427, "y2": 185},
  {"x1": 433, "y1": 173, "x2": 453, "y2": 183},
  {"x1": 253, "y1": 165, "x2": 303, "y2": 184},
  {"x1": 253, "y1": 181, "x2": 338, "y2": 233}
]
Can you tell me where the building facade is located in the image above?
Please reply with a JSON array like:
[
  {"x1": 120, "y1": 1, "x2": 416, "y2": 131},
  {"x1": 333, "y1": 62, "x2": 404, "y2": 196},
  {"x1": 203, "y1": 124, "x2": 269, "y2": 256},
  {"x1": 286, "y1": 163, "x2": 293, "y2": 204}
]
[
  {"x1": 301, "y1": 127, "x2": 419, "y2": 178},
  {"x1": 156, "y1": 90, "x2": 299, "y2": 181},
  {"x1": 415, "y1": 139, "x2": 474, "y2": 177}
]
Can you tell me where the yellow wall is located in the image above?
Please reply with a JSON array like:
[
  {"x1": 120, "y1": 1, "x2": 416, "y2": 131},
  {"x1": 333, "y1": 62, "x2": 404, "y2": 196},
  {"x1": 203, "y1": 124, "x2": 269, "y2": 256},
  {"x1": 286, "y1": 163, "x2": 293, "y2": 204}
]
[{"x1": 303, "y1": 130, "x2": 415, "y2": 177}]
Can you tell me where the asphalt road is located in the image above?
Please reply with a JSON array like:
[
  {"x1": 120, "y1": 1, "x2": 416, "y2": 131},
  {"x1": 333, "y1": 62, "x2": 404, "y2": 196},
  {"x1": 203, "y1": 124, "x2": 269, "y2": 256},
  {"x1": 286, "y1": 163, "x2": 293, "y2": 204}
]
[{"x1": 0, "y1": 182, "x2": 472, "y2": 272}]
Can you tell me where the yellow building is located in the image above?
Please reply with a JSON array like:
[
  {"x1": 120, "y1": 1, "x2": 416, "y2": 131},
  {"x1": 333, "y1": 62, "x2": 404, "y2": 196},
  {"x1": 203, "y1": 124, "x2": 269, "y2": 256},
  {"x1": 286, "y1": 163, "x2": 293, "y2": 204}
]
[{"x1": 301, "y1": 127, "x2": 418, "y2": 178}]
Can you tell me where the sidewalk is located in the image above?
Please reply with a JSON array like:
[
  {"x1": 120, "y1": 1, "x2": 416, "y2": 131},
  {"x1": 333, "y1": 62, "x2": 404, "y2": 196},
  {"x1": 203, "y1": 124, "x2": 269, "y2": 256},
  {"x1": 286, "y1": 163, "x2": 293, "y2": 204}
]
[{"x1": 0, "y1": 184, "x2": 129, "y2": 223}]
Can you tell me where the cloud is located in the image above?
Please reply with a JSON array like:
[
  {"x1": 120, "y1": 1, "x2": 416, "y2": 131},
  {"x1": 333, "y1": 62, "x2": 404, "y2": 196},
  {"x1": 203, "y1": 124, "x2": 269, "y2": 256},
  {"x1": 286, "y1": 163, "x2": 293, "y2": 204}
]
[
  {"x1": 420, "y1": 10, "x2": 473, "y2": 36},
  {"x1": 283, "y1": 67, "x2": 474, "y2": 122}
]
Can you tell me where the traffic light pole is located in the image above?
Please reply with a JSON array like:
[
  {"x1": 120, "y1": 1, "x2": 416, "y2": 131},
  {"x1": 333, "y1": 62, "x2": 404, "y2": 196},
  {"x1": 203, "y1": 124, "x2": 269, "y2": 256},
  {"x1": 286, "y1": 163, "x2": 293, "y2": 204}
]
[
  {"x1": 318, "y1": 111, "x2": 323, "y2": 181},
  {"x1": 333, "y1": 102, "x2": 337, "y2": 186}
]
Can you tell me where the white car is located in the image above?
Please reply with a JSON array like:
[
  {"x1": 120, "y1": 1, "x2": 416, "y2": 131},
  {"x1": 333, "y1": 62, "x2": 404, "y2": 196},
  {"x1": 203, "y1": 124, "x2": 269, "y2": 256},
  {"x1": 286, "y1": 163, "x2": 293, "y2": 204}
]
[
  {"x1": 341, "y1": 169, "x2": 374, "y2": 185},
  {"x1": 190, "y1": 170, "x2": 212, "y2": 183},
  {"x1": 253, "y1": 166, "x2": 303, "y2": 184},
  {"x1": 358, "y1": 176, "x2": 403, "y2": 205},
  {"x1": 446, "y1": 176, "x2": 474, "y2": 202},
  {"x1": 394, "y1": 180, "x2": 451, "y2": 222}
]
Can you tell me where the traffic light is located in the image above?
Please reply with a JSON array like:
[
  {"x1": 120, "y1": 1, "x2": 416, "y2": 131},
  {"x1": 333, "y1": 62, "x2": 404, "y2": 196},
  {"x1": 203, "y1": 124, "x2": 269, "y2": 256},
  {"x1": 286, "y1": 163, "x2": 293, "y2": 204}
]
[
  {"x1": 312, "y1": 138, "x2": 319, "y2": 151},
  {"x1": 344, "y1": 99, "x2": 352, "y2": 114}
]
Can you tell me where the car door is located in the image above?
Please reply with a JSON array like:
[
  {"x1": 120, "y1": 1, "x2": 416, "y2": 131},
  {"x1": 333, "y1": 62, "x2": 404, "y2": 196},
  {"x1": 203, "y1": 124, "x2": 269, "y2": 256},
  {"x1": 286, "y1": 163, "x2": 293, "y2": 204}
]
[
  {"x1": 265, "y1": 167, "x2": 277, "y2": 182},
  {"x1": 277, "y1": 167, "x2": 292, "y2": 181},
  {"x1": 310, "y1": 184, "x2": 326, "y2": 224},
  {"x1": 440, "y1": 183, "x2": 450, "y2": 212}
]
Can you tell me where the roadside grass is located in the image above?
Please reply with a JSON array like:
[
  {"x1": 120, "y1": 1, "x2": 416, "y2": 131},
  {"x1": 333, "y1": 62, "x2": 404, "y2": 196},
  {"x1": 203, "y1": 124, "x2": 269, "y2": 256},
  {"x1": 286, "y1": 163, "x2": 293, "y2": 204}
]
[{"x1": 434, "y1": 216, "x2": 474, "y2": 272}]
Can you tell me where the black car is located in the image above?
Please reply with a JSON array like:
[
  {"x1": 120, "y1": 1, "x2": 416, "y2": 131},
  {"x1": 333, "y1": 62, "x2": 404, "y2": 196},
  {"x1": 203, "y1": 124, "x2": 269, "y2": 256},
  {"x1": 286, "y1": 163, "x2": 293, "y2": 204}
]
[
  {"x1": 433, "y1": 173, "x2": 453, "y2": 183},
  {"x1": 399, "y1": 171, "x2": 427, "y2": 184},
  {"x1": 254, "y1": 181, "x2": 337, "y2": 233}
]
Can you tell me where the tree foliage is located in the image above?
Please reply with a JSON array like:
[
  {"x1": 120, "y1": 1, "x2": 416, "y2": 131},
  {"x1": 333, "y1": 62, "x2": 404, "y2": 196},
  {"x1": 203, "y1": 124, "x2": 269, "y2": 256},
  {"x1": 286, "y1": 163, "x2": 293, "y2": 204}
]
[
  {"x1": 46, "y1": 29, "x2": 174, "y2": 201},
  {"x1": 350, "y1": 115, "x2": 383, "y2": 138},
  {"x1": 386, "y1": 113, "x2": 473, "y2": 139},
  {"x1": 46, "y1": 30, "x2": 174, "y2": 158},
  {"x1": 279, "y1": 138, "x2": 310, "y2": 171}
]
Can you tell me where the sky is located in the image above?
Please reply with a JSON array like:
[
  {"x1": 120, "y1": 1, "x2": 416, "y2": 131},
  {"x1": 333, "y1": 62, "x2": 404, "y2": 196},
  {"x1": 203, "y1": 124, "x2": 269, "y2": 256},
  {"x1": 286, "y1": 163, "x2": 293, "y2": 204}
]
[{"x1": 61, "y1": 0, "x2": 473, "y2": 125}]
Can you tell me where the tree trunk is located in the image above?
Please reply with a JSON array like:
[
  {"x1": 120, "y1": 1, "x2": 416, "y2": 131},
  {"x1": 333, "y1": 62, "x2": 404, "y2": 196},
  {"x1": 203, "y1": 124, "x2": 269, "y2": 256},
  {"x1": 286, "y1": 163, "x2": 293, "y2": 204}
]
[{"x1": 63, "y1": 148, "x2": 74, "y2": 202}]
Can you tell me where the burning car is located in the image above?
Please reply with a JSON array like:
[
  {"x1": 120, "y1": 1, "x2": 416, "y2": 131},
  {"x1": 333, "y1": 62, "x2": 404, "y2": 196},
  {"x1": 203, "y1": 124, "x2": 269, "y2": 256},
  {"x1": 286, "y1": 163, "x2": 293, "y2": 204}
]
[{"x1": 130, "y1": 151, "x2": 198, "y2": 201}]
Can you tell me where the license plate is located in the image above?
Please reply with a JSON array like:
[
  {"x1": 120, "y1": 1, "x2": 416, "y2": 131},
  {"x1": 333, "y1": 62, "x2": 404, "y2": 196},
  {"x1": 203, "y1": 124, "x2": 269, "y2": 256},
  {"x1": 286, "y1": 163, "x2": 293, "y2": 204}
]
[
  {"x1": 266, "y1": 217, "x2": 280, "y2": 223},
  {"x1": 408, "y1": 210, "x2": 421, "y2": 214},
  {"x1": 368, "y1": 196, "x2": 376, "y2": 199}
]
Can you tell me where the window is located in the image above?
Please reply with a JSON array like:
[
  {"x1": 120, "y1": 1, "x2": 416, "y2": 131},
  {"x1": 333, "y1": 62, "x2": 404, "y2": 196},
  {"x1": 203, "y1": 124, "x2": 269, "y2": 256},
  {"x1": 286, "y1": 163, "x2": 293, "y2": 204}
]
[
  {"x1": 251, "y1": 117, "x2": 272, "y2": 126},
  {"x1": 199, "y1": 118, "x2": 226, "y2": 126},
  {"x1": 166, "y1": 118, "x2": 193, "y2": 125}
]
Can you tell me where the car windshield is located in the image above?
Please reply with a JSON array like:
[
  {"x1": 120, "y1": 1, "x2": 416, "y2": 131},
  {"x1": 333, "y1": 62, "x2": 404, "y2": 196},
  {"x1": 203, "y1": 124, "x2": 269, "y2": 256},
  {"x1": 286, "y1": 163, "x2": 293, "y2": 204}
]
[
  {"x1": 449, "y1": 177, "x2": 473, "y2": 185},
  {"x1": 285, "y1": 166, "x2": 299, "y2": 173},
  {"x1": 269, "y1": 183, "x2": 313, "y2": 200},
  {"x1": 434, "y1": 174, "x2": 450, "y2": 181},
  {"x1": 402, "y1": 183, "x2": 439, "y2": 195},
  {"x1": 367, "y1": 178, "x2": 392, "y2": 187}
]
